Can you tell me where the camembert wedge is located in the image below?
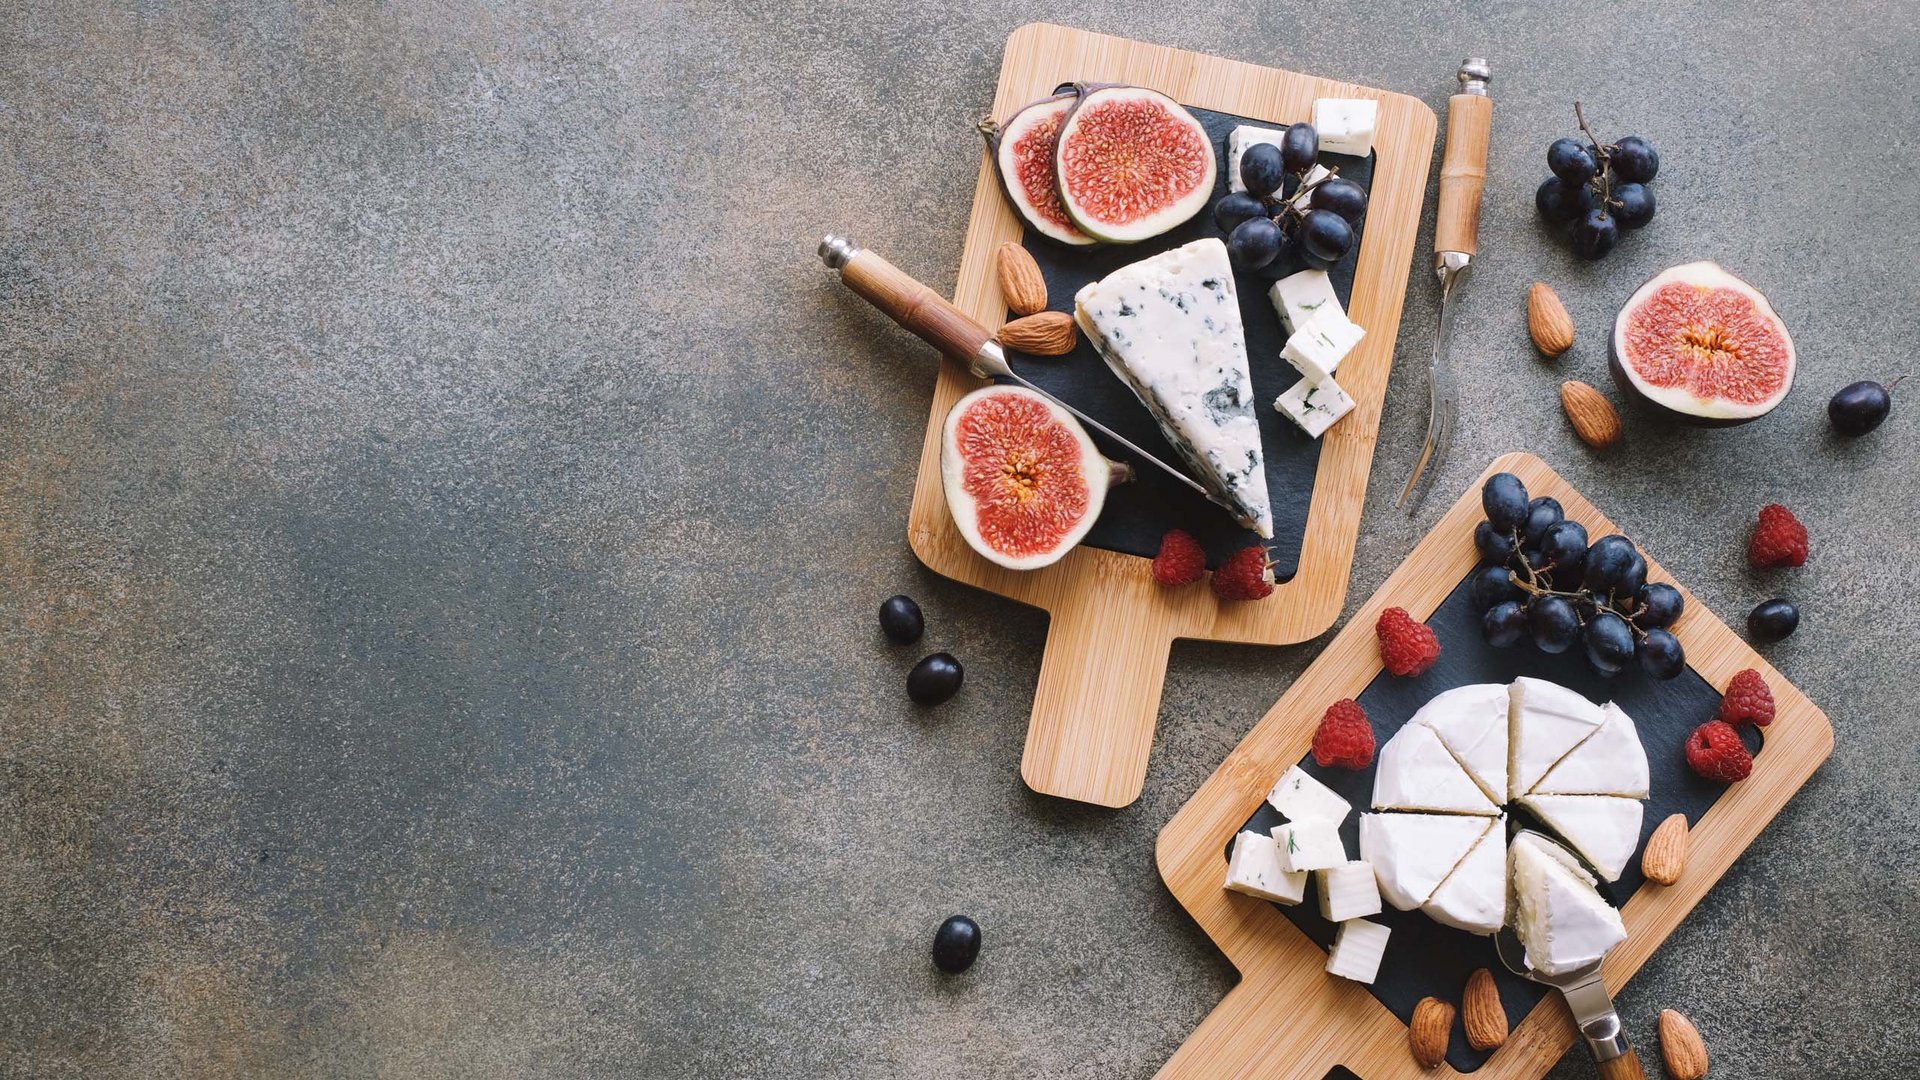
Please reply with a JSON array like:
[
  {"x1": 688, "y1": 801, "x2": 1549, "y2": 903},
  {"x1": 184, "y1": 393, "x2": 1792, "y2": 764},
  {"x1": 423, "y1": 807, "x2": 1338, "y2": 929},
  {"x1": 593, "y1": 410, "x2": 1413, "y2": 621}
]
[
  {"x1": 1509, "y1": 832, "x2": 1626, "y2": 976},
  {"x1": 1516, "y1": 794, "x2": 1645, "y2": 882},
  {"x1": 1373, "y1": 722, "x2": 1501, "y2": 816},
  {"x1": 1424, "y1": 814, "x2": 1508, "y2": 933},
  {"x1": 1508, "y1": 677, "x2": 1607, "y2": 797},
  {"x1": 1411, "y1": 682, "x2": 1510, "y2": 803},
  {"x1": 1360, "y1": 811, "x2": 1492, "y2": 911},
  {"x1": 1531, "y1": 702, "x2": 1650, "y2": 798}
]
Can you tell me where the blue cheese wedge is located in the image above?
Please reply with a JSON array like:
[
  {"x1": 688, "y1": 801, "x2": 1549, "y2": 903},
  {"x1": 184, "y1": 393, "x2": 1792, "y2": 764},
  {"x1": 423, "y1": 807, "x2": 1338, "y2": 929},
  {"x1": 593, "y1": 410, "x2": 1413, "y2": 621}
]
[
  {"x1": 1074, "y1": 238, "x2": 1274, "y2": 537},
  {"x1": 1281, "y1": 309, "x2": 1366, "y2": 384},
  {"x1": 1274, "y1": 376, "x2": 1355, "y2": 438},
  {"x1": 1312, "y1": 98, "x2": 1379, "y2": 158},
  {"x1": 1227, "y1": 124, "x2": 1285, "y2": 193},
  {"x1": 1267, "y1": 268, "x2": 1344, "y2": 335},
  {"x1": 1224, "y1": 829, "x2": 1307, "y2": 904}
]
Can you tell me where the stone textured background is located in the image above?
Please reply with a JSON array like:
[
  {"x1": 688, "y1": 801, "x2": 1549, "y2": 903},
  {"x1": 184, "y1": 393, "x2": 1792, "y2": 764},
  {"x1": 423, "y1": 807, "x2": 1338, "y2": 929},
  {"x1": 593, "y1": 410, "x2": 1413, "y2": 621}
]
[{"x1": 3, "y1": 2, "x2": 1915, "y2": 1077}]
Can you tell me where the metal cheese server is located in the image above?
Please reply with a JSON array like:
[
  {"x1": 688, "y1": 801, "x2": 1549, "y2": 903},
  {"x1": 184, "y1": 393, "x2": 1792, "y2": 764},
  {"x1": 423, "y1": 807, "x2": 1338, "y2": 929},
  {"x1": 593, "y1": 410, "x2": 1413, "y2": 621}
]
[
  {"x1": 1398, "y1": 59, "x2": 1493, "y2": 512},
  {"x1": 816, "y1": 235, "x2": 1251, "y2": 527}
]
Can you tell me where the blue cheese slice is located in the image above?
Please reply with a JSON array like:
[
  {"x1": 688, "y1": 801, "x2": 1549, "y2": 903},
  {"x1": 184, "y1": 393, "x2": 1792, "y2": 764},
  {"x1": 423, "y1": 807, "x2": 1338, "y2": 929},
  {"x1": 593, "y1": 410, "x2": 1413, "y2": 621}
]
[
  {"x1": 1274, "y1": 376, "x2": 1355, "y2": 438},
  {"x1": 1074, "y1": 238, "x2": 1274, "y2": 537},
  {"x1": 1281, "y1": 309, "x2": 1366, "y2": 384},
  {"x1": 1268, "y1": 268, "x2": 1344, "y2": 335},
  {"x1": 1227, "y1": 124, "x2": 1286, "y2": 193},
  {"x1": 1312, "y1": 98, "x2": 1379, "y2": 158}
]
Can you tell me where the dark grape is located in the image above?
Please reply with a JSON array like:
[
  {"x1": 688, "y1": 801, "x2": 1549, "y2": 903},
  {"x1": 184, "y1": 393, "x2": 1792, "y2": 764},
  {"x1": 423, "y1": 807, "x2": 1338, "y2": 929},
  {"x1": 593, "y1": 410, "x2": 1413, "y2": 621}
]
[
  {"x1": 1536, "y1": 178, "x2": 1595, "y2": 224},
  {"x1": 1548, "y1": 137, "x2": 1598, "y2": 184},
  {"x1": 1213, "y1": 191, "x2": 1269, "y2": 233},
  {"x1": 1239, "y1": 143, "x2": 1286, "y2": 198},
  {"x1": 1637, "y1": 628, "x2": 1686, "y2": 680},
  {"x1": 1481, "y1": 473, "x2": 1530, "y2": 532},
  {"x1": 1483, "y1": 600, "x2": 1528, "y2": 648},
  {"x1": 1540, "y1": 520, "x2": 1589, "y2": 577},
  {"x1": 1309, "y1": 177, "x2": 1369, "y2": 222},
  {"x1": 1227, "y1": 216, "x2": 1283, "y2": 271},
  {"x1": 1582, "y1": 535, "x2": 1637, "y2": 593},
  {"x1": 1530, "y1": 595, "x2": 1581, "y2": 654},
  {"x1": 907, "y1": 652, "x2": 964, "y2": 705},
  {"x1": 1570, "y1": 208, "x2": 1620, "y2": 260},
  {"x1": 1470, "y1": 565, "x2": 1520, "y2": 611},
  {"x1": 1280, "y1": 123, "x2": 1319, "y2": 173},
  {"x1": 879, "y1": 594, "x2": 924, "y2": 644},
  {"x1": 1584, "y1": 611, "x2": 1635, "y2": 674},
  {"x1": 1298, "y1": 209, "x2": 1355, "y2": 263},
  {"x1": 1611, "y1": 182, "x2": 1656, "y2": 229},
  {"x1": 1523, "y1": 496, "x2": 1564, "y2": 545},
  {"x1": 1633, "y1": 583, "x2": 1684, "y2": 629},
  {"x1": 932, "y1": 915, "x2": 981, "y2": 973},
  {"x1": 1610, "y1": 136, "x2": 1659, "y2": 183},
  {"x1": 1615, "y1": 550, "x2": 1648, "y2": 601},
  {"x1": 1829, "y1": 379, "x2": 1896, "y2": 436},
  {"x1": 1748, "y1": 599, "x2": 1800, "y2": 643},
  {"x1": 1474, "y1": 520, "x2": 1517, "y2": 565}
]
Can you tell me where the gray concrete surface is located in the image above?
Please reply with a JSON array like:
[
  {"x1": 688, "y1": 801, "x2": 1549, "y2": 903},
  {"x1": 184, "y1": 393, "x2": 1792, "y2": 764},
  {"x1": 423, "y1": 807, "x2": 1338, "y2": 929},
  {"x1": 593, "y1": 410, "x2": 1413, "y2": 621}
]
[{"x1": 3, "y1": 2, "x2": 1916, "y2": 1077}]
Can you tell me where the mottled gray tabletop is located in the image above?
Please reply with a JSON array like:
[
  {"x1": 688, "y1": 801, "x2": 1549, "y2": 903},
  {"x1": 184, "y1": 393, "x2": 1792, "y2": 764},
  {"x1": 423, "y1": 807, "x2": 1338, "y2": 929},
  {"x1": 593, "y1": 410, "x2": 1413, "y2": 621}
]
[{"x1": 4, "y1": 2, "x2": 1916, "y2": 1078}]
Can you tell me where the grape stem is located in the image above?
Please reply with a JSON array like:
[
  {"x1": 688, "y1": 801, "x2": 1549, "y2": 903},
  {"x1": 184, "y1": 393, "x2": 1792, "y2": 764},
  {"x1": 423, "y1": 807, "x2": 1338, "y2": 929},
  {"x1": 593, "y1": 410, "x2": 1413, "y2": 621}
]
[
  {"x1": 1501, "y1": 525, "x2": 1647, "y2": 639},
  {"x1": 1267, "y1": 165, "x2": 1341, "y2": 225},
  {"x1": 1572, "y1": 101, "x2": 1614, "y2": 213}
]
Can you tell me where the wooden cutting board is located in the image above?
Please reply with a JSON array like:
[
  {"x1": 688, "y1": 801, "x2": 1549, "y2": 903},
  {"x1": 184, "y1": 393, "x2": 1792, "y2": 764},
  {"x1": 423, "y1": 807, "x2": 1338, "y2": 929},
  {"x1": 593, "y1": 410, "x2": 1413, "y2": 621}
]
[
  {"x1": 1152, "y1": 453, "x2": 1834, "y2": 1079},
  {"x1": 910, "y1": 23, "x2": 1437, "y2": 808}
]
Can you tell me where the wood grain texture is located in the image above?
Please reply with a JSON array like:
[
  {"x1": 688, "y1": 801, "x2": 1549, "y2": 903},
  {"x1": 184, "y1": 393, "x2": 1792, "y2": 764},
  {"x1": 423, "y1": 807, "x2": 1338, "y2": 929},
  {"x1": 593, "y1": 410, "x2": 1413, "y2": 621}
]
[
  {"x1": 840, "y1": 248, "x2": 994, "y2": 362},
  {"x1": 910, "y1": 23, "x2": 1438, "y2": 808},
  {"x1": 1595, "y1": 1049, "x2": 1647, "y2": 1080},
  {"x1": 1434, "y1": 93, "x2": 1492, "y2": 256},
  {"x1": 1153, "y1": 453, "x2": 1834, "y2": 1079}
]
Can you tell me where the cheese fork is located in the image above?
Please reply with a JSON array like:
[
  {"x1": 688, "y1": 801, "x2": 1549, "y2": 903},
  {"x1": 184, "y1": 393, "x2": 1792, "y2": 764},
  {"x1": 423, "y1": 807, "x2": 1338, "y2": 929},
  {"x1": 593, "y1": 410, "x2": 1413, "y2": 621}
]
[{"x1": 1493, "y1": 913, "x2": 1645, "y2": 1078}]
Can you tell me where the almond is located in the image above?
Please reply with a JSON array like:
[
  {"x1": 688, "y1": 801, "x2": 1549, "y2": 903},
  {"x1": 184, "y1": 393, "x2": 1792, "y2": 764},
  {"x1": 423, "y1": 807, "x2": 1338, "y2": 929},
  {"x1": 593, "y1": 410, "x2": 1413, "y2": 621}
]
[
  {"x1": 998, "y1": 311, "x2": 1077, "y2": 357},
  {"x1": 1461, "y1": 968, "x2": 1507, "y2": 1051},
  {"x1": 1528, "y1": 282, "x2": 1575, "y2": 356},
  {"x1": 1643, "y1": 813, "x2": 1690, "y2": 885},
  {"x1": 1409, "y1": 996, "x2": 1454, "y2": 1069},
  {"x1": 1659, "y1": 1009, "x2": 1710, "y2": 1079},
  {"x1": 995, "y1": 241, "x2": 1048, "y2": 316},
  {"x1": 1560, "y1": 380, "x2": 1622, "y2": 450}
]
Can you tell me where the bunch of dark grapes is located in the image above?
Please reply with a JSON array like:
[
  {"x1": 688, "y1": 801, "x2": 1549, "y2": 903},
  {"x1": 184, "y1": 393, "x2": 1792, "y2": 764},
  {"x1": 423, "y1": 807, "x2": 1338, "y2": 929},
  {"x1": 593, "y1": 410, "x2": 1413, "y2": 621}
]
[
  {"x1": 1534, "y1": 102, "x2": 1659, "y2": 261},
  {"x1": 1469, "y1": 472, "x2": 1685, "y2": 679},
  {"x1": 1215, "y1": 124, "x2": 1369, "y2": 274}
]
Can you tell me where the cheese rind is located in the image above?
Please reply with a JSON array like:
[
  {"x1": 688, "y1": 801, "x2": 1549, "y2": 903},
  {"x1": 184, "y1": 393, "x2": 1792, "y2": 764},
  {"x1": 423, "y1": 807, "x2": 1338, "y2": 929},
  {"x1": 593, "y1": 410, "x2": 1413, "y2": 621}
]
[
  {"x1": 1267, "y1": 268, "x2": 1344, "y2": 335},
  {"x1": 1423, "y1": 814, "x2": 1508, "y2": 933},
  {"x1": 1265, "y1": 764, "x2": 1352, "y2": 824},
  {"x1": 1281, "y1": 309, "x2": 1366, "y2": 384},
  {"x1": 1275, "y1": 817, "x2": 1347, "y2": 873},
  {"x1": 1312, "y1": 98, "x2": 1379, "y2": 158},
  {"x1": 1325, "y1": 918, "x2": 1391, "y2": 983},
  {"x1": 1226, "y1": 124, "x2": 1286, "y2": 193},
  {"x1": 1074, "y1": 239, "x2": 1274, "y2": 537},
  {"x1": 1372, "y1": 722, "x2": 1501, "y2": 816},
  {"x1": 1411, "y1": 682, "x2": 1511, "y2": 803},
  {"x1": 1224, "y1": 829, "x2": 1308, "y2": 904},
  {"x1": 1517, "y1": 794, "x2": 1645, "y2": 882},
  {"x1": 1274, "y1": 375, "x2": 1355, "y2": 439},
  {"x1": 1531, "y1": 702, "x2": 1650, "y2": 798},
  {"x1": 1318, "y1": 861, "x2": 1383, "y2": 922},
  {"x1": 1359, "y1": 811, "x2": 1493, "y2": 910},
  {"x1": 1508, "y1": 677, "x2": 1608, "y2": 798},
  {"x1": 1509, "y1": 832, "x2": 1626, "y2": 976}
]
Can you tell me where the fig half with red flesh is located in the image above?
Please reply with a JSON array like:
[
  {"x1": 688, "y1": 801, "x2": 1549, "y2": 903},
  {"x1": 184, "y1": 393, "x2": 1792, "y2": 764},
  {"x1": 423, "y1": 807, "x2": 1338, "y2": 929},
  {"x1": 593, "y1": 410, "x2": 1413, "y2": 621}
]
[
  {"x1": 1610, "y1": 261, "x2": 1796, "y2": 425},
  {"x1": 1054, "y1": 84, "x2": 1216, "y2": 244},
  {"x1": 940, "y1": 385, "x2": 1129, "y2": 570},
  {"x1": 980, "y1": 93, "x2": 1096, "y2": 247}
]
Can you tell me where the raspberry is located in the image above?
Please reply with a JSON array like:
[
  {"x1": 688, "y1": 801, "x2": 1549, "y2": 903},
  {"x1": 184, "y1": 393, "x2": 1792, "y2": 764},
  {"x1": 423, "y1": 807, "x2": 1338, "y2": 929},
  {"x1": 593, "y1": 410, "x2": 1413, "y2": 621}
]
[
  {"x1": 1152, "y1": 529, "x2": 1206, "y2": 587},
  {"x1": 1313, "y1": 699, "x2": 1375, "y2": 769},
  {"x1": 1748, "y1": 504, "x2": 1808, "y2": 568},
  {"x1": 1685, "y1": 720, "x2": 1753, "y2": 782},
  {"x1": 1717, "y1": 668, "x2": 1775, "y2": 727},
  {"x1": 1375, "y1": 607, "x2": 1442, "y2": 676},
  {"x1": 1210, "y1": 546, "x2": 1275, "y2": 601}
]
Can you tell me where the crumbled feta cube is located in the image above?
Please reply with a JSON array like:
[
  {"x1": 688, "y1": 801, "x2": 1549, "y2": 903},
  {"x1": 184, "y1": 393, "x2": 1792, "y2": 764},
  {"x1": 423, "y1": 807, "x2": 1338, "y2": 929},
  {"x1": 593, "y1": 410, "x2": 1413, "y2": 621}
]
[
  {"x1": 1227, "y1": 125, "x2": 1286, "y2": 193},
  {"x1": 1325, "y1": 918, "x2": 1391, "y2": 983},
  {"x1": 1267, "y1": 269, "x2": 1344, "y2": 335},
  {"x1": 1224, "y1": 829, "x2": 1308, "y2": 904},
  {"x1": 1275, "y1": 817, "x2": 1346, "y2": 872},
  {"x1": 1281, "y1": 309, "x2": 1367, "y2": 384},
  {"x1": 1313, "y1": 98, "x2": 1379, "y2": 158},
  {"x1": 1318, "y1": 861, "x2": 1384, "y2": 922},
  {"x1": 1275, "y1": 375, "x2": 1356, "y2": 438}
]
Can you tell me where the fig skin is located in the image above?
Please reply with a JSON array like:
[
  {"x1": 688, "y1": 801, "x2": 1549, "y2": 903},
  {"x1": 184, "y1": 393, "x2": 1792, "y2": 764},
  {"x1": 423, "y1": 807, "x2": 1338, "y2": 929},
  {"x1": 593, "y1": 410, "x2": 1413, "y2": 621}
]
[{"x1": 979, "y1": 92, "x2": 1095, "y2": 247}]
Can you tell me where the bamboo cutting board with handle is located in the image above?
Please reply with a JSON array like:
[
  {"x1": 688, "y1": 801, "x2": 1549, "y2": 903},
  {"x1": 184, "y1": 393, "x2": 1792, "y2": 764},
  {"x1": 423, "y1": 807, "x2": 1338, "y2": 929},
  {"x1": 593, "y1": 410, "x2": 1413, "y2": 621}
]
[
  {"x1": 900, "y1": 24, "x2": 1437, "y2": 808},
  {"x1": 1152, "y1": 453, "x2": 1833, "y2": 1078}
]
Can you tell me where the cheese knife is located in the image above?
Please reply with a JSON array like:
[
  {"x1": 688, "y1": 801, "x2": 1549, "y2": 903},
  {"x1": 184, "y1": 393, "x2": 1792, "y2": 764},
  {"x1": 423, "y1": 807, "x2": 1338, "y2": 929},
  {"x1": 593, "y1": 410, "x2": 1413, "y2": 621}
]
[
  {"x1": 1397, "y1": 59, "x2": 1492, "y2": 512},
  {"x1": 816, "y1": 235, "x2": 1249, "y2": 524}
]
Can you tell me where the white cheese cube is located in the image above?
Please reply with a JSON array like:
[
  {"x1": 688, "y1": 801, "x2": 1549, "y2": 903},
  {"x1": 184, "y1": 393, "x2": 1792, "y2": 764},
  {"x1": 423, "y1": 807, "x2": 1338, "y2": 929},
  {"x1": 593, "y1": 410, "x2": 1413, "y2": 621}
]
[
  {"x1": 1274, "y1": 818, "x2": 1345, "y2": 872},
  {"x1": 1264, "y1": 764, "x2": 1352, "y2": 824},
  {"x1": 1281, "y1": 309, "x2": 1367, "y2": 384},
  {"x1": 1227, "y1": 124, "x2": 1286, "y2": 193},
  {"x1": 1312, "y1": 98, "x2": 1379, "y2": 158},
  {"x1": 1274, "y1": 376, "x2": 1356, "y2": 438},
  {"x1": 1325, "y1": 918, "x2": 1391, "y2": 984},
  {"x1": 1224, "y1": 829, "x2": 1308, "y2": 904},
  {"x1": 1287, "y1": 163, "x2": 1332, "y2": 212},
  {"x1": 1318, "y1": 861, "x2": 1383, "y2": 922},
  {"x1": 1267, "y1": 269, "x2": 1345, "y2": 335}
]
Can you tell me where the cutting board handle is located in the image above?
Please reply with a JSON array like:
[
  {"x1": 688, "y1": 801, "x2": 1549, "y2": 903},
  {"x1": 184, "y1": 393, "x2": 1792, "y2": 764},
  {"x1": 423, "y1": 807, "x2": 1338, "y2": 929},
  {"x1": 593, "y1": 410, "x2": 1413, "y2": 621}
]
[
  {"x1": 1152, "y1": 981, "x2": 1341, "y2": 1079},
  {"x1": 1020, "y1": 583, "x2": 1174, "y2": 808}
]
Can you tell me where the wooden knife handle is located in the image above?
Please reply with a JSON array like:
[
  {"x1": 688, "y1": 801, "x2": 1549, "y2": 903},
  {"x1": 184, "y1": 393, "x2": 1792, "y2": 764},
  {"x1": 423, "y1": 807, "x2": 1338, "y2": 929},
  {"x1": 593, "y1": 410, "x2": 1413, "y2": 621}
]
[
  {"x1": 836, "y1": 246, "x2": 994, "y2": 362},
  {"x1": 1435, "y1": 91, "x2": 1493, "y2": 256},
  {"x1": 1596, "y1": 1048, "x2": 1647, "y2": 1080}
]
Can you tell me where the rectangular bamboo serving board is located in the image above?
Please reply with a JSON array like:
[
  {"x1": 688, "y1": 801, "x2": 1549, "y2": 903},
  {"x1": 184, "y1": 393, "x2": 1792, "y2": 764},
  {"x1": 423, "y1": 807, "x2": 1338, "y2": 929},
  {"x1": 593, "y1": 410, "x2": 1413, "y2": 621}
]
[
  {"x1": 1152, "y1": 453, "x2": 1834, "y2": 1079},
  {"x1": 910, "y1": 23, "x2": 1437, "y2": 808}
]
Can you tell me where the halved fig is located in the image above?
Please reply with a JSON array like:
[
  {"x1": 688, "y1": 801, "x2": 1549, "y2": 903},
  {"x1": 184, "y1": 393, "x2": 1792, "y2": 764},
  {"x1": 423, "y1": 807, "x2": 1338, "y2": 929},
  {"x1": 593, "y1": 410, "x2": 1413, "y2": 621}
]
[
  {"x1": 940, "y1": 385, "x2": 1129, "y2": 570},
  {"x1": 1610, "y1": 261, "x2": 1795, "y2": 426},
  {"x1": 1053, "y1": 84, "x2": 1216, "y2": 244},
  {"x1": 980, "y1": 93, "x2": 1096, "y2": 247}
]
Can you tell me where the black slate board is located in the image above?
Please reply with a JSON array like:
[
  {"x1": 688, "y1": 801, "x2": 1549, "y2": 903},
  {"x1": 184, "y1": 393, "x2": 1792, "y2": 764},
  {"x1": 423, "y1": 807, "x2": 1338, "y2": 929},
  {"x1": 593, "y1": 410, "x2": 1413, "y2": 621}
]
[
  {"x1": 1231, "y1": 570, "x2": 1763, "y2": 1073},
  {"x1": 1009, "y1": 105, "x2": 1372, "y2": 582}
]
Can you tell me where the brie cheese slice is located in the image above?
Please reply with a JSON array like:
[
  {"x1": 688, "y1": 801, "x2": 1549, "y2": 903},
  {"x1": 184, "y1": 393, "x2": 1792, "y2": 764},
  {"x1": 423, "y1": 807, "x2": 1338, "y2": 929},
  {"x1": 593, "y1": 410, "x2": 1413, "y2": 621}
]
[
  {"x1": 1509, "y1": 832, "x2": 1626, "y2": 976},
  {"x1": 1508, "y1": 677, "x2": 1607, "y2": 798},
  {"x1": 1423, "y1": 814, "x2": 1508, "y2": 934},
  {"x1": 1411, "y1": 682, "x2": 1511, "y2": 803},
  {"x1": 1359, "y1": 811, "x2": 1493, "y2": 911},
  {"x1": 1372, "y1": 722, "x2": 1501, "y2": 816},
  {"x1": 1224, "y1": 829, "x2": 1307, "y2": 904},
  {"x1": 1517, "y1": 794, "x2": 1645, "y2": 882},
  {"x1": 1265, "y1": 764, "x2": 1352, "y2": 824},
  {"x1": 1531, "y1": 702, "x2": 1650, "y2": 798},
  {"x1": 1325, "y1": 918, "x2": 1391, "y2": 984}
]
